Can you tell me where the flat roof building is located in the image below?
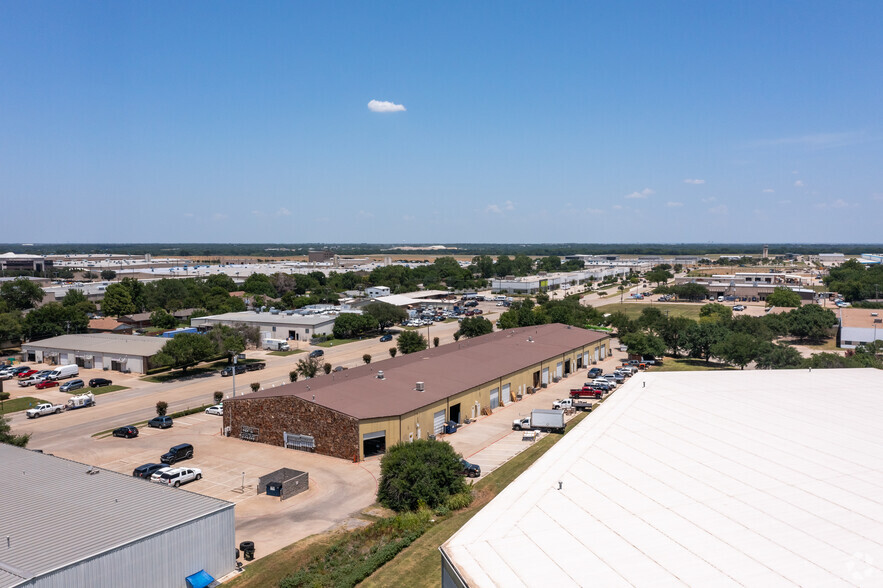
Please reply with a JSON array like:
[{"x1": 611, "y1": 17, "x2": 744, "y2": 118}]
[
  {"x1": 838, "y1": 307, "x2": 883, "y2": 349},
  {"x1": 442, "y1": 368, "x2": 883, "y2": 587},
  {"x1": 21, "y1": 333, "x2": 167, "y2": 373},
  {"x1": 0, "y1": 252, "x2": 52, "y2": 273},
  {"x1": 224, "y1": 324, "x2": 610, "y2": 460},
  {"x1": 0, "y1": 444, "x2": 235, "y2": 588},
  {"x1": 190, "y1": 310, "x2": 336, "y2": 342}
]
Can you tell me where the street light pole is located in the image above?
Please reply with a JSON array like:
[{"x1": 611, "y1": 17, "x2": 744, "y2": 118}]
[{"x1": 232, "y1": 354, "x2": 237, "y2": 398}]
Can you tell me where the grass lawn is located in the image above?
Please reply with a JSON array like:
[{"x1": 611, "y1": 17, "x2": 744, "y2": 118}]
[
  {"x1": 0, "y1": 396, "x2": 48, "y2": 415},
  {"x1": 595, "y1": 302, "x2": 705, "y2": 320},
  {"x1": 315, "y1": 337, "x2": 361, "y2": 348},
  {"x1": 268, "y1": 348, "x2": 305, "y2": 357},
  {"x1": 82, "y1": 385, "x2": 129, "y2": 395},
  {"x1": 653, "y1": 357, "x2": 735, "y2": 371},
  {"x1": 140, "y1": 366, "x2": 219, "y2": 383},
  {"x1": 227, "y1": 412, "x2": 589, "y2": 588},
  {"x1": 779, "y1": 336, "x2": 838, "y2": 350}
]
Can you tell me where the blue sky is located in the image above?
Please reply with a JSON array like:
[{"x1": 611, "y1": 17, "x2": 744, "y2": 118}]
[{"x1": 1, "y1": 2, "x2": 881, "y2": 244}]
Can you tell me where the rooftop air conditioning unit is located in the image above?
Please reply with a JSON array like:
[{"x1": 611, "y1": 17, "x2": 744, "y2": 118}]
[{"x1": 416, "y1": 382, "x2": 425, "y2": 391}]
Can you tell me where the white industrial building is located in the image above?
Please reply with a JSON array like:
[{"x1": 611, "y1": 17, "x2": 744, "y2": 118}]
[
  {"x1": 365, "y1": 286, "x2": 391, "y2": 298},
  {"x1": 838, "y1": 308, "x2": 883, "y2": 349},
  {"x1": 21, "y1": 333, "x2": 166, "y2": 374},
  {"x1": 491, "y1": 267, "x2": 631, "y2": 294},
  {"x1": 442, "y1": 368, "x2": 883, "y2": 587},
  {"x1": 0, "y1": 444, "x2": 235, "y2": 588},
  {"x1": 191, "y1": 310, "x2": 336, "y2": 342}
]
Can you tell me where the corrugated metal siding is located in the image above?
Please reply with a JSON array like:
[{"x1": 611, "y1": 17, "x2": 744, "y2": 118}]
[{"x1": 31, "y1": 509, "x2": 235, "y2": 588}]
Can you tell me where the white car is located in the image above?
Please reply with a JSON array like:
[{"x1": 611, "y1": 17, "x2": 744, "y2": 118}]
[
  {"x1": 205, "y1": 404, "x2": 223, "y2": 416},
  {"x1": 151, "y1": 467, "x2": 202, "y2": 487}
]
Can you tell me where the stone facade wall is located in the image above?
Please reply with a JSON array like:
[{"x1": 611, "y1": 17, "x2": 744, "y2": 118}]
[{"x1": 225, "y1": 396, "x2": 360, "y2": 460}]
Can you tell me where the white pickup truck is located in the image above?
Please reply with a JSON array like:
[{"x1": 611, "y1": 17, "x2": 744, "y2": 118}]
[
  {"x1": 552, "y1": 398, "x2": 593, "y2": 411},
  {"x1": 25, "y1": 403, "x2": 65, "y2": 419}
]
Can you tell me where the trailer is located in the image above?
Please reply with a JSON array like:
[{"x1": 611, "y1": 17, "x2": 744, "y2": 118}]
[{"x1": 66, "y1": 392, "x2": 95, "y2": 410}]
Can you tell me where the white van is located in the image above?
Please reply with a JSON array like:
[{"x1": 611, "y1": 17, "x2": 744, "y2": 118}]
[{"x1": 48, "y1": 364, "x2": 79, "y2": 381}]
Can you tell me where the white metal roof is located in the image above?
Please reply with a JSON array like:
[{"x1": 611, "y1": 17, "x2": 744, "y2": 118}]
[
  {"x1": 443, "y1": 368, "x2": 883, "y2": 587},
  {"x1": 21, "y1": 333, "x2": 167, "y2": 357},
  {"x1": 190, "y1": 310, "x2": 337, "y2": 326},
  {"x1": 0, "y1": 445, "x2": 233, "y2": 587}
]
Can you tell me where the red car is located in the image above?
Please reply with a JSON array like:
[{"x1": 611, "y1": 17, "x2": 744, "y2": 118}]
[
  {"x1": 17, "y1": 369, "x2": 37, "y2": 379},
  {"x1": 35, "y1": 380, "x2": 59, "y2": 390}
]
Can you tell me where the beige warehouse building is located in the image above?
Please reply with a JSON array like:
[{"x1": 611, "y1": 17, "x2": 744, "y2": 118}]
[{"x1": 224, "y1": 324, "x2": 610, "y2": 461}]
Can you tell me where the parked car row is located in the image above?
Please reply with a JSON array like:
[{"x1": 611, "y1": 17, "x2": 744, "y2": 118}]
[{"x1": 221, "y1": 362, "x2": 266, "y2": 377}]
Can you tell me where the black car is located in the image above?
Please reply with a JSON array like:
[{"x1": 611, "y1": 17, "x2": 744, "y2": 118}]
[
  {"x1": 132, "y1": 463, "x2": 168, "y2": 479},
  {"x1": 309, "y1": 349, "x2": 324, "y2": 359},
  {"x1": 89, "y1": 377, "x2": 113, "y2": 388},
  {"x1": 148, "y1": 416, "x2": 173, "y2": 429},
  {"x1": 379, "y1": 334, "x2": 393, "y2": 342},
  {"x1": 220, "y1": 365, "x2": 246, "y2": 377},
  {"x1": 587, "y1": 368, "x2": 603, "y2": 378},
  {"x1": 113, "y1": 425, "x2": 139, "y2": 438},
  {"x1": 460, "y1": 459, "x2": 481, "y2": 478},
  {"x1": 161, "y1": 443, "x2": 194, "y2": 465},
  {"x1": 245, "y1": 362, "x2": 266, "y2": 372}
]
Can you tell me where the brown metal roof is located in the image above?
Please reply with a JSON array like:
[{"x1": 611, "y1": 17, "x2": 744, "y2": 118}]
[{"x1": 232, "y1": 324, "x2": 608, "y2": 420}]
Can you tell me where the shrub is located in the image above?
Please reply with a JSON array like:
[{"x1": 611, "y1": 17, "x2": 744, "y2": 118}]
[
  {"x1": 213, "y1": 391, "x2": 223, "y2": 404},
  {"x1": 389, "y1": 347, "x2": 397, "y2": 358},
  {"x1": 377, "y1": 439, "x2": 467, "y2": 512},
  {"x1": 155, "y1": 401, "x2": 168, "y2": 416},
  {"x1": 445, "y1": 490, "x2": 474, "y2": 511},
  {"x1": 363, "y1": 353, "x2": 372, "y2": 364},
  {"x1": 397, "y1": 330, "x2": 427, "y2": 354},
  {"x1": 289, "y1": 370, "x2": 298, "y2": 383},
  {"x1": 323, "y1": 362, "x2": 332, "y2": 375},
  {"x1": 250, "y1": 382, "x2": 260, "y2": 393},
  {"x1": 433, "y1": 336, "x2": 440, "y2": 348}
]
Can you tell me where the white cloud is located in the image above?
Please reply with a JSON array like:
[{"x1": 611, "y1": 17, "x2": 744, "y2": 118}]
[
  {"x1": 778, "y1": 199, "x2": 792, "y2": 205},
  {"x1": 683, "y1": 179, "x2": 705, "y2": 185},
  {"x1": 763, "y1": 188, "x2": 775, "y2": 193},
  {"x1": 872, "y1": 193, "x2": 883, "y2": 201},
  {"x1": 402, "y1": 215, "x2": 415, "y2": 222},
  {"x1": 701, "y1": 196, "x2": 717, "y2": 203},
  {"x1": 503, "y1": 200, "x2": 515, "y2": 211},
  {"x1": 753, "y1": 132, "x2": 867, "y2": 150},
  {"x1": 611, "y1": 204, "x2": 623, "y2": 210},
  {"x1": 794, "y1": 180, "x2": 805, "y2": 187},
  {"x1": 708, "y1": 204, "x2": 728, "y2": 215},
  {"x1": 368, "y1": 99, "x2": 406, "y2": 113},
  {"x1": 624, "y1": 188, "x2": 655, "y2": 199},
  {"x1": 275, "y1": 207, "x2": 291, "y2": 217},
  {"x1": 666, "y1": 201, "x2": 684, "y2": 207},
  {"x1": 831, "y1": 199, "x2": 850, "y2": 208},
  {"x1": 211, "y1": 212, "x2": 228, "y2": 221},
  {"x1": 251, "y1": 210, "x2": 263, "y2": 216},
  {"x1": 585, "y1": 208, "x2": 604, "y2": 215},
  {"x1": 486, "y1": 200, "x2": 515, "y2": 214},
  {"x1": 183, "y1": 212, "x2": 194, "y2": 218},
  {"x1": 357, "y1": 210, "x2": 375, "y2": 219}
]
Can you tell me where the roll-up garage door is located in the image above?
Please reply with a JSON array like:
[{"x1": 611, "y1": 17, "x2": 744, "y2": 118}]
[
  {"x1": 594, "y1": 349, "x2": 600, "y2": 363},
  {"x1": 556, "y1": 362, "x2": 563, "y2": 379},
  {"x1": 583, "y1": 352, "x2": 589, "y2": 368},
  {"x1": 363, "y1": 430, "x2": 386, "y2": 457},
  {"x1": 542, "y1": 367, "x2": 549, "y2": 385},
  {"x1": 600, "y1": 345, "x2": 606, "y2": 359},
  {"x1": 489, "y1": 387, "x2": 499, "y2": 410},
  {"x1": 501, "y1": 384, "x2": 510, "y2": 405},
  {"x1": 433, "y1": 410, "x2": 446, "y2": 434}
]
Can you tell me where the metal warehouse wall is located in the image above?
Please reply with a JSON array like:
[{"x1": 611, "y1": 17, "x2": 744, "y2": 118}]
[{"x1": 28, "y1": 507, "x2": 235, "y2": 588}]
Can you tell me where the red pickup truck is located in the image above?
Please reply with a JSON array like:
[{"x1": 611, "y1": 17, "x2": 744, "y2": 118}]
[{"x1": 570, "y1": 385, "x2": 603, "y2": 399}]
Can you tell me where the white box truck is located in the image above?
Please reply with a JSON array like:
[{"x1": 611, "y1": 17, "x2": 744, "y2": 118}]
[
  {"x1": 263, "y1": 339, "x2": 290, "y2": 351},
  {"x1": 512, "y1": 409, "x2": 566, "y2": 433},
  {"x1": 48, "y1": 364, "x2": 79, "y2": 380}
]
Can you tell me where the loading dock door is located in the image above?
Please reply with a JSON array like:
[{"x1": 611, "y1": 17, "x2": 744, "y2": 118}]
[
  {"x1": 594, "y1": 349, "x2": 600, "y2": 363},
  {"x1": 433, "y1": 410, "x2": 446, "y2": 434},
  {"x1": 583, "y1": 352, "x2": 589, "y2": 368},
  {"x1": 363, "y1": 430, "x2": 386, "y2": 457},
  {"x1": 489, "y1": 387, "x2": 499, "y2": 410},
  {"x1": 542, "y1": 367, "x2": 549, "y2": 385},
  {"x1": 449, "y1": 403, "x2": 461, "y2": 424},
  {"x1": 501, "y1": 384, "x2": 510, "y2": 405},
  {"x1": 556, "y1": 362, "x2": 563, "y2": 379}
]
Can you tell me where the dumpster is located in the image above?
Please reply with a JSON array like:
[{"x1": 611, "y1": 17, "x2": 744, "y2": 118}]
[{"x1": 444, "y1": 421, "x2": 458, "y2": 434}]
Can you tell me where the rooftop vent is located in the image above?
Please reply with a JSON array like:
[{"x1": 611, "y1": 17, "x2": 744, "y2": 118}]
[
  {"x1": 377, "y1": 370, "x2": 385, "y2": 380},
  {"x1": 416, "y1": 381, "x2": 425, "y2": 391},
  {"x1": 872, "y1": 312, "x2": 879, "y2": 317}
]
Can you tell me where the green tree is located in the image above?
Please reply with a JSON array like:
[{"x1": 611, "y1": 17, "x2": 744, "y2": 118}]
[
  {"x1": 0, "y1": 415, "x2": 30, "y2": 447},
  {"x1": 495, "y1": 255, "x2": 514, "y2": 277},
  {"x1": 711, "y1": 332, "x2": 761, "y2": 369},
  {"x1": 23, "y1": 302, "x2": 88, "y2": 340},
  {"x1": 102, "y1": 283, "x2": 136, "y2": 316},
  {"x1": 332, "y1": 313, "x2": 379, "y2": 339},
  {"x1": 150, "y1": 309, "x2": 178, "y2": 329},
  {"x1": 755, "y1": 343, "x2": 803, "y2": 369},
  {"x1": 155, "y1": 401, "x2": 168, "y2": 416},
  {"x1": 153, "y1": 333, "x2": 219, "y2": 373},
  {"x1": 659, "y1": 316, "x2": 696, "y2": 357},
  {"x1": 295, "y1": 357, "x2": 321, "y2": 379},
  {"x1": 100, "y1": 269, "x2": 117, "y2": 281},
  {"x1": 458, "y1": 317, "x2": 493, "y2": 339},
  {"x1": 206, "y1": 325, "x2": 246, "y2": 362},
  {"x1": 363, "y1": 302, "x2": 409, "y2": 330},
  {"x1": 0, "y1": 312, "x2": 23, "y2": 345},
  {"x1": 766, "y1": 287, "x2": 802, "y2": 307},
  {"x1": 397, "y1": 330, "x2": 428, "y2": 354},
  {"x1": 0, "y1": 278, "x2": 44, "y2": 310},
  {"x1": 242, "y1": 273, "x2": 278, "y2": 298},
  {"x1": 787, "y1": 304, "x2": 837, "y2": 342},
  {"x1": 645, "y1": 268, "x2": 673, "y2": 286},
  {"x1": 699, "y1": 303, "x2": 733, "y2": 324},
  {"x1": 512, "y1": 254, "x2": 533, "y2": 276},
  {"x1": 538, "y1": 256, "x2": 561, "y2": 273},
  {"x1": 684, "y1": 321, "x2": 728, "y2": 362},
  {"x1": 471, "y1": 255, "x2": 495, "y2": 278},
  {"x1": 363, "y1": 353, "x2": 372, "y2": 364},
  {"x1": 377, "y1": 439, "x2": 467, "y2": 512},
  {"x1": 619, "y1": 331, "x2": 666, "y2": 358}
]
